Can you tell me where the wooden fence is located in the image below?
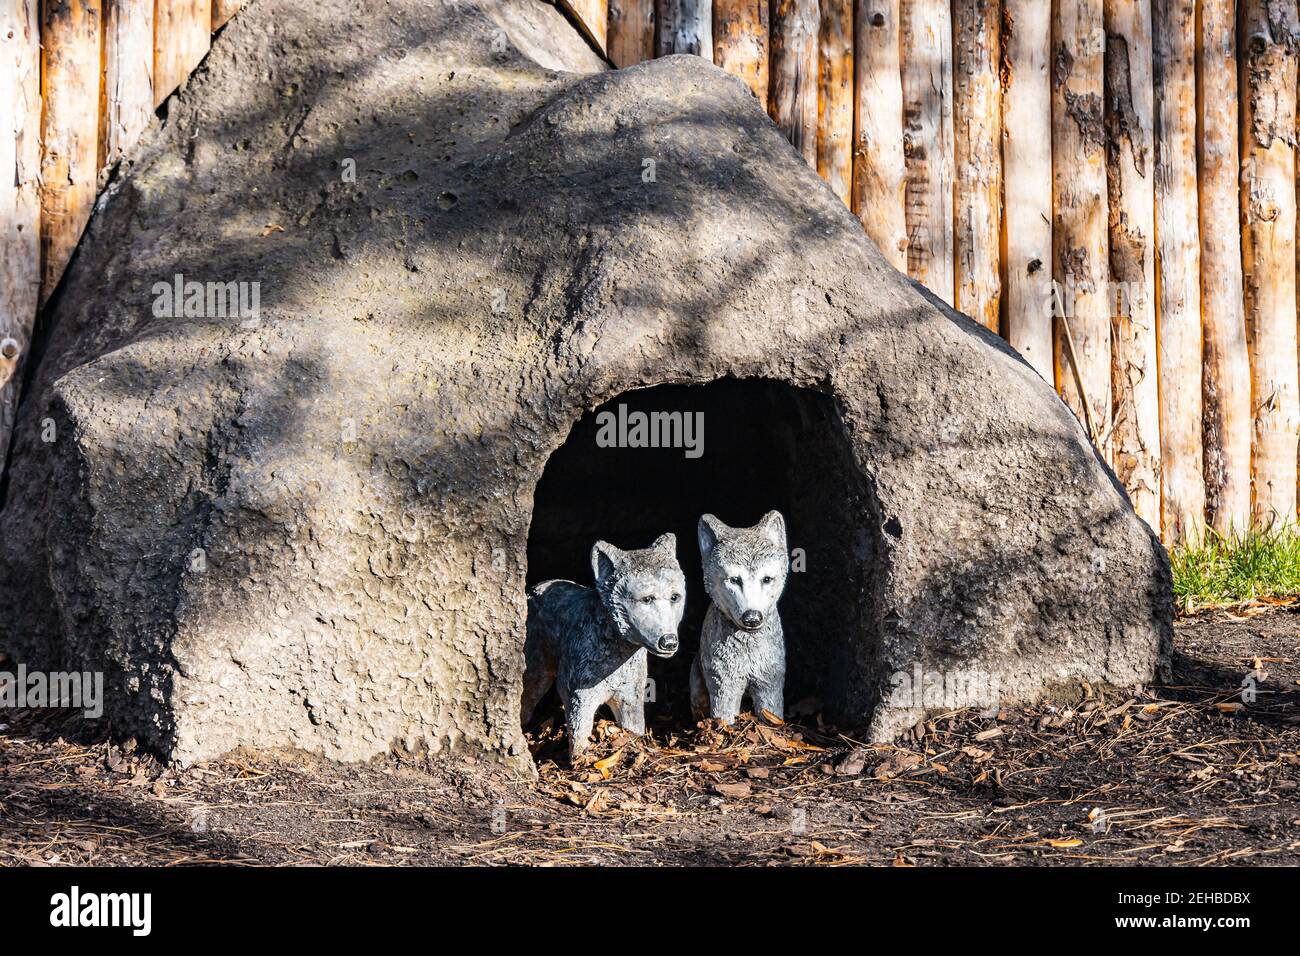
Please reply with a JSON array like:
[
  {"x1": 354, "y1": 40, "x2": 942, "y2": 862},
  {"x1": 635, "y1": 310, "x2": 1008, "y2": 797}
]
[
  {"x1": 584, "y1": 0, "x2": 1300, "y2": 547},
  {"x1": 3, "y1": 0, "x2": 1298, "y2": 549},
  {"x1": 1, "y1": 0, "x2": 242, "y2": 493}
]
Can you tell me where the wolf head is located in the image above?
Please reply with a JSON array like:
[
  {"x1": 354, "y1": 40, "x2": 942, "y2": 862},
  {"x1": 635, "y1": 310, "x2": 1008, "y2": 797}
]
[
  {"x1": 698, "y1": 511, "x2": 789, "y2": 631},
  {"x1": 591, "y1": 534, "x2": 686, "y2": 657}
]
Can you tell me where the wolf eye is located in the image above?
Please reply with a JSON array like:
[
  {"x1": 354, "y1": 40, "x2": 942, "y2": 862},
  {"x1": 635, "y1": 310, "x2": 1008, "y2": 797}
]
[
  {"x1": 729, "y1": 576, "x2": 742, "y2": 586},
  {"x1": 641, "y1": 595, "x2": 655, "y2": 604},
  {"x1": 762, "y1": 575, "x2": 774, "y2": 585},
  {"x1": 670, "y1": 592, "x2": 681, "y2": 603}
]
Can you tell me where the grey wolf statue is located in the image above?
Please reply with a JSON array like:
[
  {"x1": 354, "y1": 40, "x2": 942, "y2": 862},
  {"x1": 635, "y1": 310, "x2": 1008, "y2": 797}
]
[
  {"x1": 523, "y1": 534, "x2": 686, "y2": 760},
  {"x1": 690, "y1": 511, "x2": 788, "y2": 724}
]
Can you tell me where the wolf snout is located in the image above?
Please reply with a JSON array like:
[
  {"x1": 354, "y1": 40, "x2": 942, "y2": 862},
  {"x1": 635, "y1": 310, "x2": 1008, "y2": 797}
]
[
  {"x1": 656, "y1": 634, "x2": 679, "y2": 655},
  {"x1": 741, "y1": 610, "x2": 763, "y2": 629}
]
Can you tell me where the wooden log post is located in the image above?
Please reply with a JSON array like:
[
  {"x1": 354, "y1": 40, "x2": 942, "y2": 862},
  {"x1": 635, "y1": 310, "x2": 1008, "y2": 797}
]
[
  {"x1": 712, "y1": 0, "x2": 768, "y2": 98},
  {"x1": 1198, "y1": 0, "x2": 1252, "y2": 536},
  {"x1": 953, "y1": 0, "x2": 1002, "y2": 331},
  {"x1": 1102, "y1": 0, "x2": 1160, "y2": 531},
  {"x1": 560, "y1": 0, "x2": 609, "y2": 53},
  {"x1": 852, "y1": 0, "x2": 906, "y2": 270},
  {"x1": 1240, "y1": 0, "x2": 1300, "y2": 527},
  {"x1": 769, "y1": 0, "x2": 820, "y2": 166},
  {"x1": 0, "y1": 337, "x2": 20, "y2": 392},
  {"x1": 901, "y1": 0, "x2": 955, "y2": 304},
  {"x1": 212, "y1": 0, "x2": 242, "y2": 30},
  {"x1": 1152, "y1": 0, "x2": 1205, "y2": 543},
  {"x1": 154, "y1": 0, "x2": 212, "y2": 108},
  {"x1": 1000, "y1": 0, "x2": 1053, "y2": 379},
  {"x1": 1051, "y1": 0, "x2": 1111, "y2": 448},
  {"x1": 610, "y1": 0, "x2": 656, "y2": 67},
  {"x1": 102, "y1": 0, "x2": 155, "y2": 170},
  {"x1": 40, "y1": 0, "x2": 104, "y2": 306},
  {"x1": 656, "y1": 0, "x2": 713, "y2": 59},
  {"x1": 0, "y1": 0, "x2": 41, "y2": 476},
  {"x1": 817, "y1": 0, "x2": 853, "y2": 203}
]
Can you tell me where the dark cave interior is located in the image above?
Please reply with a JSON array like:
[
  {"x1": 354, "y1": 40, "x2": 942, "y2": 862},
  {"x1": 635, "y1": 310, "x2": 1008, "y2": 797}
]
[{"x1": 526, "y1": 378, "x2": 878, "y2": 730}]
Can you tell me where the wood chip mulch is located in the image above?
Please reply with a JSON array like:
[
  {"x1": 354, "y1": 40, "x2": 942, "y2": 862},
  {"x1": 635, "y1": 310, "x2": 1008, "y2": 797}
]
[{"x1": 1, "y1": 605, "x2": 1297, "y2": 866}]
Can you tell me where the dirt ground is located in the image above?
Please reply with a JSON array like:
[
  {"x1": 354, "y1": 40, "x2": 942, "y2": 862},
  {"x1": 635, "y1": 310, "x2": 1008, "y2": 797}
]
[{"x1": 1, "y1": 605, "x2": 1297, "y2": 866}]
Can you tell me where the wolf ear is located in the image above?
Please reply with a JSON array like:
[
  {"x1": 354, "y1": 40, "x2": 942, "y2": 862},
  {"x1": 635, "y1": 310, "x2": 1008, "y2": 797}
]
[
  {"x1": 651, "y1": 532, "x2": 677, "y2": 555},
  {"x1": 758, "y1": 510, "x2": 787, "y2": 550},
  {"x1": 698, "y1": 514, "x2": 726, "y2": 559},
  {"x1": 591, "y1": 541, "x2": 626, "y2": 591}
]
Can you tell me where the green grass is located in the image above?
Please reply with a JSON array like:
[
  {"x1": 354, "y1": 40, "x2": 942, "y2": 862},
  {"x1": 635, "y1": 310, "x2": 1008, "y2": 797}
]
[{"x1": 1170, "y1": 524, "x2": 1300, "y2": 613}]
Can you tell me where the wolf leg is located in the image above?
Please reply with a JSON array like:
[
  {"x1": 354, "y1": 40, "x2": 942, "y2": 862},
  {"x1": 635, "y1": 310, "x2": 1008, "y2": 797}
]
[
  {"x1": 565, "y1": 693, "x2": 600, "y2": 762},
  {"x1": 610, "y1": 649, "x2": 648, "y2": 735},
  {"x1": 708, "y1": 677, "x2": 745, "y2": 725},
  {"x1": 609, "y1": 693, "x2": 645, "y2": 735},
  {"x1": 750, "y1": 680, "x2": 784, "y2": 723}
]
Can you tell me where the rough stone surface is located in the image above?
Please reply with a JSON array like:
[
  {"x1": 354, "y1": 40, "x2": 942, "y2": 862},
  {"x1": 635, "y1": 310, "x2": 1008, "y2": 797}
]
[{"x1": 0, "y1": 0, "x2": 1171, "y2": 769}]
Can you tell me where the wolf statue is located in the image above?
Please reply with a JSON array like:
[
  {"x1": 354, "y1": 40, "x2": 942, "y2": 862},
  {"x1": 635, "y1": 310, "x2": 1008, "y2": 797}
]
[
  {"x1": 691, "y1": 511, "x2": 789, "y2": 725},
  {"x1": 522, "y1": 534, "x2": 686, "y2": 760}
]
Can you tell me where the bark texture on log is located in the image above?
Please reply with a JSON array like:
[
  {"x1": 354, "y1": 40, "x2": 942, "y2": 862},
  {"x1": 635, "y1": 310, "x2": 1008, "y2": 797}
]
[
  {"x1": 610, "y1": 0, "x2": 656, "y2": 67},
  {"x1": 657, "y1": 0, "x2": 713, "y2": 59},
  {"x1": 560, "y1": 0, "x2": 610, "y2": 52},
  {"x1": 1153, "y1": 0, "x2": 1206, "y2": 543},
  {"x1": 953, "y1": 0, "x2": 1001, "y2": 331},
  {"x1": 1051, "y1": 0, "x2": 1111, "y2": 446},
  {"x1": 852, "y1": 0, "x2": 907, "y2": 270},
  {"x1": 212, "y1": 0, "x2": 243, "y2": 30},
  {"x1": 712, "y1": 0, "x2": 767, "y2": 97},
  {"x1": 0, "y1": 0, "x2": 41, "y2": 475},
  {"x1": 0, "y1": 337, "x2": 19, "y2": 392},
  {"x1": 102, "y1": 0, "x2": 155, "y2": 170},
  {"x1": 154, "y1": 0, "x2": 212, "y2": 108},
  {"x1": 1240, "y1": 0, "x2": 1299, "y2": 526},
  {"x1": 769, "y1": 0, "x2": 820, "y2": 165},
  {"x1": 1103, "y1": 0, "x2": 1160, "y2": 531},
  {"x1": 817, "y1": 0, "x2": 853, "y2": 202},
  {"x1": 1198, "y1": 0, "x2": 1252, "y2": 536},
  {"x1": 901, "y1": 0, "x2": 955, "y2": 303},
  {"x1": 40, "y1": 0, "x2": 104, "y2": 305},
  {"x1": 1000, "y1": 0, "x2": 1053, "y2": 380}
]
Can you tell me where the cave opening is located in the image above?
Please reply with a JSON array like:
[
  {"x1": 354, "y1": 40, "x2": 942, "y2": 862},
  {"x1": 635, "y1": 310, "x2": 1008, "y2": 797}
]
[{"x1": 525, "y1": 377, "x2": 878, "y2": 737}]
